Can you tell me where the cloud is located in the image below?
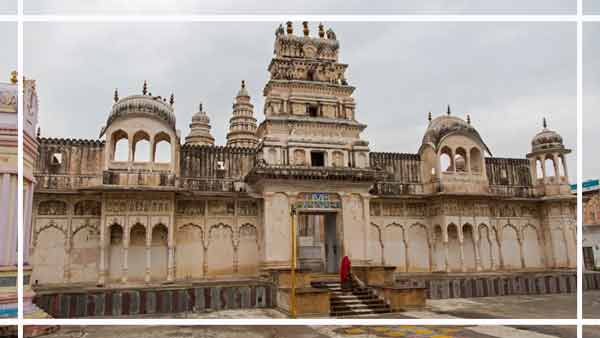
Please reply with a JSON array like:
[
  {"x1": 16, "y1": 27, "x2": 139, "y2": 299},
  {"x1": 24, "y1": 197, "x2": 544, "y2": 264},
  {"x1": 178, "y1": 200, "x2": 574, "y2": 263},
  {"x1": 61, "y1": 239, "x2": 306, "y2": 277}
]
[
  {"x1": 584, "y1": 23, "x2": 600, "y2": 180},
  {"x1": 0, "y1": 23, "x2": 17, "y2": 80},
  {"x1": 25, "y1": 21, "x2": 576, "y2": 182},
  {"x1": 25, "y1": 0, "x2": 575, "y2": 14}
]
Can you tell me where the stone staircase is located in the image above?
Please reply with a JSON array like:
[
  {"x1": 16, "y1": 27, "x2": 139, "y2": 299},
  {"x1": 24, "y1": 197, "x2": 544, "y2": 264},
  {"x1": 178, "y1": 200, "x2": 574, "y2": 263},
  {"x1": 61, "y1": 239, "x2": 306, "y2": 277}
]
[{"x1": 311, "y1": 278, "x2": 392, "y2": 317}]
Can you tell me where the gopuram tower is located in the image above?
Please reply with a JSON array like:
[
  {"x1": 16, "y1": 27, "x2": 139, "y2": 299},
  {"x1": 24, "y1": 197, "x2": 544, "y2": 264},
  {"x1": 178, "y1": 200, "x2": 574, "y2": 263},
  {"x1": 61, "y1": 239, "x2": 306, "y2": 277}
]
[{"x1": 249, "y1": 22, "x2": 380, "y2": 273}]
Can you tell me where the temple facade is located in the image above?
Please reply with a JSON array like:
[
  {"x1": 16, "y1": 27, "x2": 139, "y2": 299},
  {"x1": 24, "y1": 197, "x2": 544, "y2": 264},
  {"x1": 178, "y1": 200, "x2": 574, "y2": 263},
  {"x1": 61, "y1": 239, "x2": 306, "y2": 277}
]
[
  {"x1": 0, "y1": 72, "x2": 18, "y2": 317},
  {"x1": 30, "y1": 22, "x2": 576, "y2": 292}
]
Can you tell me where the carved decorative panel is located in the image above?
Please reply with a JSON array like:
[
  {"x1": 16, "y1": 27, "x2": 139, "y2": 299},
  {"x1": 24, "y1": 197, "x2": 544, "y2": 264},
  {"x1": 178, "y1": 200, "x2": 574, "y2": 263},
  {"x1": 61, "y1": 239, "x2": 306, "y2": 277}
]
[{"x1": 38, "y1": 200, "x2": 67, "y2": 215}]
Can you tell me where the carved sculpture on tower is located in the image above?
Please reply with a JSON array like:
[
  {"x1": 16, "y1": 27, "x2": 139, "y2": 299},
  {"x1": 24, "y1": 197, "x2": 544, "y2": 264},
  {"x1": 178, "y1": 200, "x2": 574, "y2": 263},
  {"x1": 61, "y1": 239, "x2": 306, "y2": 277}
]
[
  {"x1": 185, "y1": 103, "x2": 215, "y2": 146},
  {"x1": 226, "y1": 80, "x2": 258, "y2": 148}
]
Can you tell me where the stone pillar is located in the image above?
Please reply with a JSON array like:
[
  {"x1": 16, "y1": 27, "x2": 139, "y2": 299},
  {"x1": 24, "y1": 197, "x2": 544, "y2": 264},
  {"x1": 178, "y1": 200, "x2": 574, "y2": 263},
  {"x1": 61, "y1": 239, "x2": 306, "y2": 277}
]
[
  {"x1": 474, "y1": 237, "x2": 482, "y2": 272},
  {"x1": 443, "y1": 241, "x2": 450, "y2": 273},
  {"x1": 122, "y1": 241, "x2": 129, "y2": 283},
  {"x1": 167, "y1": 200, "x2": 175, "y2": 282},
  {"x1": 23, "y1": 181, "x2": 35, "y2": 265},
  {"x1": 561, "y1": 155, "x2": 569, "y2": 179},
  {"x1": 145, "y1": 234, "x2": 151, "y2": 283},
  {"x1": 552, "y1": 154, "x2": 560, "y2": 178},
  {"x1": 519, "y1": 238, "x2": 526, "y2": 269},
  {"x1": 459, "y1": 240, "x2": 466, "y2": 273}
]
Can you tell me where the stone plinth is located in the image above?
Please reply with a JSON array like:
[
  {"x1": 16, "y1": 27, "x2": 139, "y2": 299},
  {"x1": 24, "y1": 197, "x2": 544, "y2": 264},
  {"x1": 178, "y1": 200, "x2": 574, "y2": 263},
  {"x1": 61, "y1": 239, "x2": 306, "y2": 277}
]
[
  {"x1": 371, "y1": 286, "x2": 427, "y2": 311},
  {"x1": 276, "y1": 287, "x2": 329, "y2": 317},
  {"x1": 352, "y1": 265, "x2": 396, "y2": 287}
]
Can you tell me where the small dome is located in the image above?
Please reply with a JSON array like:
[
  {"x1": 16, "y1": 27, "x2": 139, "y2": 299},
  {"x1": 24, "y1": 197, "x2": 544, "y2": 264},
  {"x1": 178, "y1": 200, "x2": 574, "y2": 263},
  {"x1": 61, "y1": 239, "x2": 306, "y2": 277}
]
[
  {"x1": 103, "y1": 94, "x2": 176, "y2": 136},
  {"x1": 531, "y1": 119, "x2": 564, "y2": 152},
  {"x1": 422, "y1": 112, "x2": 492, "y2": 155}
]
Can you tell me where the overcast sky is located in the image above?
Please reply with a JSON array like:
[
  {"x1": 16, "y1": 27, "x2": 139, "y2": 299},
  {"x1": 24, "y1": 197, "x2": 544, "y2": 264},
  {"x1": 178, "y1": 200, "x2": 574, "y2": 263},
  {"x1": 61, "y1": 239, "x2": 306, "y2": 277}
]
[
  {"x1": 584, "y1": 23, "x2": 599, "y2": 180},
  {"x1": 0, "y1": 23, "x2": 16, "y2": 82},
  {"x1": 0, "y1": 0, "x2": 16, "y2": 14},
  {"x1": 24, "y1": 22, "x2": 577, "y2": 182},
  {"x1": 24, "y1": 0, "x2": 576, "y2": 14},
  {"x1": 585, "y1": 0, "x2": 600, "y2": 13}
]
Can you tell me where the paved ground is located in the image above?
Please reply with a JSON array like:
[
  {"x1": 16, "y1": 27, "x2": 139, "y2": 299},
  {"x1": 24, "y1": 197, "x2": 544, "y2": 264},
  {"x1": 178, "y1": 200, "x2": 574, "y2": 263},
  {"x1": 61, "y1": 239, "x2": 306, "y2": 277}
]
[
  {"x1": 584, "y1": 326, "x2": 600, "y2": 338},
  {"x1": 32, "y1": 325, "x2": 575, "y2": 338},
  {"x1": 584, "y1": 291, "x2": 600, "y2": 318}
]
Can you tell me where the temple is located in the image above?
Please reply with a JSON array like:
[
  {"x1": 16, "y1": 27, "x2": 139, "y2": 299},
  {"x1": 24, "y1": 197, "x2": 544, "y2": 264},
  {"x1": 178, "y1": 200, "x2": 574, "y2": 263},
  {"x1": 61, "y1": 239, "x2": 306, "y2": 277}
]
[{"x1": 29, "y1": 22, "x2": 576, "y2": 318}]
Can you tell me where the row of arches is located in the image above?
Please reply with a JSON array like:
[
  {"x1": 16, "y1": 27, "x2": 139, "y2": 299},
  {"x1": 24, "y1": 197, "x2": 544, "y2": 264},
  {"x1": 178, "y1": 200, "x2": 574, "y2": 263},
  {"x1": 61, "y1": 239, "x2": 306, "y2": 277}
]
[
  {"x1": 439, "y1": 146, "x2": 483, "y2": 174},
  {"x1": 534, "y1": 154, "x2": 568, "y2": 179},
  {"x1": 111, "y1": 129, "x2": 172, "y2": 163},
  {"x1": 369, "y1": 222, "x2": 548, "y2": 273},
  {"x1": 31, "y1": 221, "x2": 259, "y2": 285}
]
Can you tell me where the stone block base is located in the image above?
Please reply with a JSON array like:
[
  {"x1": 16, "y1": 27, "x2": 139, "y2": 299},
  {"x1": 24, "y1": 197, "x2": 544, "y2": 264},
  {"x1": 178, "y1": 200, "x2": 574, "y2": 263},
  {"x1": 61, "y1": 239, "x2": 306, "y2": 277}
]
[
  {"x1": 276, "y1": 287, "x2": 329, "y2": 317},
  {"x1": 371, "y1": 286, "x2": 427, "y2": 311},
  {"x1": 33, "y1": 280, "x2": 274, "y2": 318}
]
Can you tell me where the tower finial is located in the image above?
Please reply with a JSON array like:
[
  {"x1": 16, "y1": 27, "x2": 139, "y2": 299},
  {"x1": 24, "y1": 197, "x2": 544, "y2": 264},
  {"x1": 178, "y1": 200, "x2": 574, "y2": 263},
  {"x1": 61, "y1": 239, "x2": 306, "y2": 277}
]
[
  {"x1": 199, "y1": 102, "x2": 203, "y2": 113},
  {"x1": 318, "y1": 23, "x2": 325, "y2": 38},
  {"x1": 241, "y1": 80, "x2": 245, "y2": 89},
  {"x1": 543, "y1": 117, "x2": 547, "y2": 129},
  {"x1": 467, "y1": 114, "x2": 471, "y2": 124},
  {"x1": 169, "y1": 93, "x2": 175, "y2": 106},
  {"x1": 10, "y1": 71, "x2": 17, "y2": 84},
  {"x1": 447, "y1": 105, "x2": 451, "y2": 116},
  {"x1": 302, "y1": 21, "x2": 309, "y2": 37},
  {"x1": 428, "y1": 112, "x2": 432, "y2": 122},
  {"x1": 286, "y1": 21, "x2": 293, "y2": 35},
  {"x1": 143, "y1": 80, "x2": 148, "y2": 95},
  {"x1": 36, "y1": 127, "x2": 40, "y2": 138},
  {"x1": 114, "y1": 88, "x2": 119, "y2": 103}
]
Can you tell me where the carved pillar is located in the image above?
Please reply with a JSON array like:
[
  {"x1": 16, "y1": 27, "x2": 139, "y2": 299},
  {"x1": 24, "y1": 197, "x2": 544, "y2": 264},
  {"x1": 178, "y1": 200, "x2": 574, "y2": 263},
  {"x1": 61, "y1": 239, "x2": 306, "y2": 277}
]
[
  {"x1": 518, "y1": 231, "x2": 526, "y2": 269},
  {"x1": 122, "y1": 232, "x2": 129, "y2": 283},
  {"x1": 561, "y1": 155, "x2": 569, "y2": 179},
  {"x1": 98, "y1": 197, "x2": 107, "y2": 285},
  {"x1": 167, "y1": 196, "x2": 175, "y2": 282},
  {"x1": 474, "y1": 236, "x2": 482, "y2": 272},
  {"x1": 443, "y1": 241, "x2": 449, "y2": 273},
  {"x1": 64, "y1": 237, "x2": 72, "y2": 283},
  {"x1": 459, "y1": 239, "x2": 466, "y2": 273},
  {"x1": 552, "y1": 154, "x2": 560, "y2": 179},
  {"x1": 404, "y1": 241, "x2": 409, "y2": 273},
  {"x1": 145, "y1": 231, "x2": 151, "y2": 283}
]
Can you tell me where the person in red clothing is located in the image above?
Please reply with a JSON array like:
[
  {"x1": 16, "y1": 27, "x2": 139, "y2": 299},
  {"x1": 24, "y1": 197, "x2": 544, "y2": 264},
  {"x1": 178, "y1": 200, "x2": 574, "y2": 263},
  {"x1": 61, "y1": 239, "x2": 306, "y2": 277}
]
[{"x1": 340, "y1": 255, "x2": 352, "y2": 291}]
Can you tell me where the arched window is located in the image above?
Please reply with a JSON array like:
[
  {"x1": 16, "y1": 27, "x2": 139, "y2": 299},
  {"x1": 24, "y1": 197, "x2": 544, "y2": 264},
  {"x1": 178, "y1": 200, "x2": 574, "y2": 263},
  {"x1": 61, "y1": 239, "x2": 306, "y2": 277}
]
[
  {"x1": 545, "y1": 157, "x2": 556, "y2": 178},
  {"x1": 470, "y1": 147, "x2": 482, "y2": 173},
  {"x1": 109, "y1": 224, "x2": 123, "y2": 245},
  {"x1": 440, "y1": 147, "x2": 453, "y2": 173},
  {"x1": 455, "y1": 148, "x2": 467, "y2": 172},
  {"x1": 558, "y1": 155, "x2": 566, "y2": 177},
  {"x1": 112, "y1": 130, "x2": 129, "y2": 162},
  {"x1": 536, "y1": 159, "x2": 544, "y2": 179},
  {"x1": 133, "y1": 131, "x2": 151, "y2": 162},
  {"x1": 153, "y1": 132, "x2": 171, "y2": 163}
]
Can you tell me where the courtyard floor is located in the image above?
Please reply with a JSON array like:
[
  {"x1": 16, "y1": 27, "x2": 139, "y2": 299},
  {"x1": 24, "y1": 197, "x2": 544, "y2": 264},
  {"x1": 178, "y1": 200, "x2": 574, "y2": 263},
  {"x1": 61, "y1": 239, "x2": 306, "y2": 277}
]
[
  {"x1": 584, "y1": 290, "x2": 600, "y2": 318},
  {"x1": 32, "y1": 325, "x2": 576, "y2": 338}
]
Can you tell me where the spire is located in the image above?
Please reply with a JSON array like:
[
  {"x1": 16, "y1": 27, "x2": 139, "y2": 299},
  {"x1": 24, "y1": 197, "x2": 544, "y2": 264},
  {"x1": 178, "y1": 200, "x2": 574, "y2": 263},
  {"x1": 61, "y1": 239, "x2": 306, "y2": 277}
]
[
  {"x1": 169, "y1": 93, "x2": 175, "y2": 106},
  {"x1": 302, "y1": 21, "x2": 309, "y2": 37},
  {"x1": 467, "y1": 114, "x2": 471, "y2": 125},
  {"x1": 543, "y1": 117, "x2": 547, "y2": 129},
  {"x1": 319, "y1": 23, "x2": 325, "y2": 38},
  {"x1": 10, "y1": 71, "x2": 17, "y2": 84},
  {"x1": 227, "y1": 81, "x2": 258, "y2": 148},
  {"x1": 142, "y1": 80, "x2": 148, "y2": 95},
  {"x1": 428, "y1": 112, "x2": 432, "y2": 122},
  {"x1": 185, "y1": 102, "x2": 214, "y2": 146},
  {"x1": 447, "y1": 105, "x2": 451, "y2": 116},
  {"x1": 114, "y1": 88, "x2": 119, "y2": 103}
]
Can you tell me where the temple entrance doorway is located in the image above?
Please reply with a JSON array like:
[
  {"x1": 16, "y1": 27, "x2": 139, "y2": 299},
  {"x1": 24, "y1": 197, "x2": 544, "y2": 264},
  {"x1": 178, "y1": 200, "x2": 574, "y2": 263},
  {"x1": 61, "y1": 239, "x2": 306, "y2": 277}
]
[{"x1": 298, "y1": 212, "x2": 340, "y2": 273}]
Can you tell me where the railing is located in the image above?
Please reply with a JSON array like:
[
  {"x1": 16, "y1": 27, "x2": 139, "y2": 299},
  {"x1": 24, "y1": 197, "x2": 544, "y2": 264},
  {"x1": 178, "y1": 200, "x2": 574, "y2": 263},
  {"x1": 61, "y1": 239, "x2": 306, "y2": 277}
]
[
  {"x1": 246, "y1": 164, "x2": 386, "y2": 183},
  {"x1": 181, "y1": 178, "x2": 238, "y2": 192},
  {"x1": 488, "y1": 185, "x2": 536, "y2": 198},
  {"x1": 370, "y1": 182, "x2": 424, "y2": 196},
  {"x1": 34, "y1": 174, "x2": 100, "y2": 191},
  {"x1": 102, "y1": 169, "x2": 176, "y2": 187}
]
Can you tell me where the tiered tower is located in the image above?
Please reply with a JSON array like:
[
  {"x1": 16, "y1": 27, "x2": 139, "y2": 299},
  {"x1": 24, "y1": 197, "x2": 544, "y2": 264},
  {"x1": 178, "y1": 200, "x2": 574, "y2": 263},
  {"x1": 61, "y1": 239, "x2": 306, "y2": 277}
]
[
  {"x1": 226, "y1": 80, "x2": 258, "y2": 148},
  {"x1": 185, "y1": 103, "x2": 215, "y2": 146},
  {"x1": 256, "y1": 22, "x2": 370, "y2": 168}
]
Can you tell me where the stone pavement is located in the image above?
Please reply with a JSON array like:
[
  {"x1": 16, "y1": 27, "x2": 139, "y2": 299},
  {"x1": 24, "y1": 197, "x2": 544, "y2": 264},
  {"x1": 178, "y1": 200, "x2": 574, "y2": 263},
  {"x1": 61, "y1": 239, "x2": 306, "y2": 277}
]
[
  {"x1": 584, "y1": 291, "x2": 600, "y2": 318},
  {"x1": 584, "y1": 326, "x2": 600, "y2": 338},
  {"x1": 31, "y1": 325, "x2": 574, "y2": 338}
]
